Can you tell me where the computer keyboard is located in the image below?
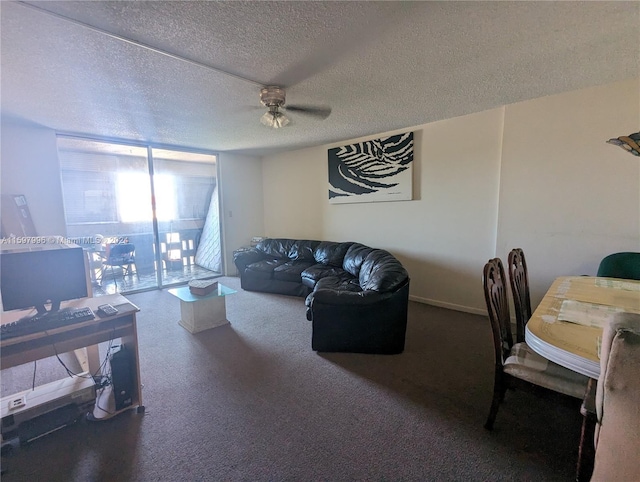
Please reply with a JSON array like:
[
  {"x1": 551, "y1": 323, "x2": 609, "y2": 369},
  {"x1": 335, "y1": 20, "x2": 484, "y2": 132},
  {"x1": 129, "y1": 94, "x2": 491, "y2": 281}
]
[{"x1": 1, "y1": 307, "x2": 95, "y2": 340}]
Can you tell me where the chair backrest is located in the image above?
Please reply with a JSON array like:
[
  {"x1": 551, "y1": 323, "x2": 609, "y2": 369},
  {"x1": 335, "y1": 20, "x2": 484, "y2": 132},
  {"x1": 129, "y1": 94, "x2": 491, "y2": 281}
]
[
  {"x1": 596, "y1": 252, "x2": 640, "y2": 280},
  {"x1": 591, "y1": 312, "x2": 640, "y2": 481},
  {"x1": 483, "y1": 258, "x2": 514, "y2": 368},
  {"x1": 107, "y1": 243, "x2": 135, "y2": 264},
  {"x1": 508, "y1": 248, "x2": 532, "y2": 343}
]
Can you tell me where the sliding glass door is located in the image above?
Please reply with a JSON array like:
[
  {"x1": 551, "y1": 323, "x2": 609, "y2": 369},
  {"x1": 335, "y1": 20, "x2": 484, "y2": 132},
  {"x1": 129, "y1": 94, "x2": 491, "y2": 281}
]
[
  {"x1": 57, "y1": 136, "x2": 220, "y2": 295},
  {"x1": 150, "y1": 148, "x2": 220, "y2": 286}
]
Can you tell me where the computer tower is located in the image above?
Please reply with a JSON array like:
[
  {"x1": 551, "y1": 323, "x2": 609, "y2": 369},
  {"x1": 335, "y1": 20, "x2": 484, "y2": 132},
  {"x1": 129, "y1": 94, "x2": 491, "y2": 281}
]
[{"x1": 109, "y1": 345, "x2": 134, "y2": 411}]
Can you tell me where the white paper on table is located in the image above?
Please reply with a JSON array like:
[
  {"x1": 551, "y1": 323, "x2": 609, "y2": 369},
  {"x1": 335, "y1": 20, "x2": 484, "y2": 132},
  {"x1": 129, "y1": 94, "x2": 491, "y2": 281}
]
[
  {"x1": 595, "y1": 279, "x2": 640, "y2": 291},
  {"x1": 557, "y1": 299, "x2": 624, "y2": 328}
]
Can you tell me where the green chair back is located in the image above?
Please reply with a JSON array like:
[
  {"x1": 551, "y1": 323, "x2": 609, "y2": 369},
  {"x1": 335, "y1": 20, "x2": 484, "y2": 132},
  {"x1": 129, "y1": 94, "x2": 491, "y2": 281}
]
[{"x1": 596, "y1": 252, "x2": 640, "y2": 280}]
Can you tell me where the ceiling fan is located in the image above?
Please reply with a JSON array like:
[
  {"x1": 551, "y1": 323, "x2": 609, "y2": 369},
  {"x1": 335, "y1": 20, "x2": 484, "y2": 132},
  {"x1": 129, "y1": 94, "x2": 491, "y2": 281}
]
[{"x1": 259, "y1": 86, "x2": 331, "y2": 128}]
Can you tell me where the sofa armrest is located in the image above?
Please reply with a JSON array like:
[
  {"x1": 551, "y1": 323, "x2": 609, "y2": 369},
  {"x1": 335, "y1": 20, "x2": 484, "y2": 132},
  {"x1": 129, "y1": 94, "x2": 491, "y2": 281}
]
[
  {"x1": 233, "y1": 248, "x2": 266, "y2": 273},
  {"x1": 308, "y1": 288, "x2": 394, "y2": 307},
  {"x1": 307, "y1": 281, "x2": 410, "y2": 354}
]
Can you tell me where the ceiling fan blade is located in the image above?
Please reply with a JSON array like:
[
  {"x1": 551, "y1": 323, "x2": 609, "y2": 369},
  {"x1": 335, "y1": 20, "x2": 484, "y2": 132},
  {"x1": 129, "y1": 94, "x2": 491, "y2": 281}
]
[{"x1": 284, "y1": 104, "x2": 332, "y2": 119}]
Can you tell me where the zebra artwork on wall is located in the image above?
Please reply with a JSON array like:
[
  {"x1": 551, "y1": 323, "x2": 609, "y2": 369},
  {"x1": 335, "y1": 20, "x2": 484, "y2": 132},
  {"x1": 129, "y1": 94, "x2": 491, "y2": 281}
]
[{"x1": 328, "y1": 132, "x2": 413, "y2": 204}]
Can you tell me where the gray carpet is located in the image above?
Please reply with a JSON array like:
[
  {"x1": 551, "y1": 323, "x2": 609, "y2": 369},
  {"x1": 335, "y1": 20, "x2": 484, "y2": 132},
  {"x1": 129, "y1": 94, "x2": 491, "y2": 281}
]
[{"x1": 1, "y1": 276, "x2": 583, "y2": 481}]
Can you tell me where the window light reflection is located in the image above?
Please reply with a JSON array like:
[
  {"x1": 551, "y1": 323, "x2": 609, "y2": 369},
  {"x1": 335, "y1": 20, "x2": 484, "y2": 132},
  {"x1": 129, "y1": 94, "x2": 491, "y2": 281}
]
[{"x1": 117, "y1": 173, "x2": 176, "y2": 222}]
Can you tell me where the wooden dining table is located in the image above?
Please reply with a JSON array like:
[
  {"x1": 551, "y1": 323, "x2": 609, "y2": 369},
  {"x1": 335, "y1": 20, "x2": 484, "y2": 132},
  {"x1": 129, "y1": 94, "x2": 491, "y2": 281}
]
[
  {"x1": 525, "y1": 275, "x2": 640, "y2": 481},
  {"x1": 525, "y1": 276, "x2": 640, "y2": 379}
]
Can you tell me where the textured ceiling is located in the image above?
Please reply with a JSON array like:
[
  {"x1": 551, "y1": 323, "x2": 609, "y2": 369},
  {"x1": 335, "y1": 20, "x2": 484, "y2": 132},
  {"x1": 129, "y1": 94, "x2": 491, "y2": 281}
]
[{"x1": 1, "y1": 1, "x2": 639, "y2": 156}]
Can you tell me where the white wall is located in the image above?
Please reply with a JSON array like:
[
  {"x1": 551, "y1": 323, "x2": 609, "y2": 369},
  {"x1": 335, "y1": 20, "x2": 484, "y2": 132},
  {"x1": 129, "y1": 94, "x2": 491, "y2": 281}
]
[
  {"x1": 262, "y1": 78, "x2": 640, "y2": 313},
  {"x1": 0, "y1": 120, "x2": 66, "y2": 236},
  {"x1": 497, "y1": 78, "x2": 640, "y2": 307},
  {"x1": 262, "y1": 146, "x2": 326, "y2": 240},
  {"x1": 218, "y1": 152, "x2": 264, "y2": 275},
  {"x1": 263, "y1": 109, "x2": 504, "y2": 313}
]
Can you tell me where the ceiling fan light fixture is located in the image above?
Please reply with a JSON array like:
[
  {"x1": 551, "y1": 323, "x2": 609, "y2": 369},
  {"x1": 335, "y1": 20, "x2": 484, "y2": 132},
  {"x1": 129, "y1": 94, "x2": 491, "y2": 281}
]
[
  {"x1": 258, "y1": 85, "x2": 329, "y2": 127},
  {"x1": 260, "y1": 86, "x2": 286, "y2": 107},
  {"x1": 260, "y1": 109, "x2": 290, "y2": 129}
]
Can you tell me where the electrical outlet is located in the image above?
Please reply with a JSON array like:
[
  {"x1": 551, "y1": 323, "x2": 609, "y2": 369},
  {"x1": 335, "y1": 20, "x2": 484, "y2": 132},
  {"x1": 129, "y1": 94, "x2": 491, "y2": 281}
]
[{"x1": 8, "y1": 396, "x2": 26, "y2": 410}]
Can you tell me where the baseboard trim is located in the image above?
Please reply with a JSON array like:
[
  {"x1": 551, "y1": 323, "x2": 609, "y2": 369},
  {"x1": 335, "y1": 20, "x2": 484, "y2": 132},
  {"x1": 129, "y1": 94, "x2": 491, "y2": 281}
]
[{"x1": 409, "y1": 295, "x2": 486, "y2": 316}]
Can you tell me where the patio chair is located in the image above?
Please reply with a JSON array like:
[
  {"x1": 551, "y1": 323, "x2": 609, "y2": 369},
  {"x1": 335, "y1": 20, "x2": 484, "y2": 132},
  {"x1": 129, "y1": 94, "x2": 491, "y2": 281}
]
[{"x1": 100, "y1": 243, "x2": 138, "y2": 287}]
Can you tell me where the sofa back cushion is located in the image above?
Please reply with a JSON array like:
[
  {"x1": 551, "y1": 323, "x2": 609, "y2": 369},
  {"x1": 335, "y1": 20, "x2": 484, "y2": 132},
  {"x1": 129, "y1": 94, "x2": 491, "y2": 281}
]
[
  {"x1": 257, "y1": 238, "x2": 296, "y2": 259},
  {"x1": 314, "y1": 241, "x2": 354, "y2": 266},
  {"x1": 258, "y1": 238, "x2": 323, "y2": 262},
  {"x1": 343, "y1": 243, "x2": 374, "y2": 278},
  {"x1": 289, "y1": 240, "x2": 321, "y2": 261},
  {"x1": 359, "y1": 249, "x2": 408, "y2": 292}
]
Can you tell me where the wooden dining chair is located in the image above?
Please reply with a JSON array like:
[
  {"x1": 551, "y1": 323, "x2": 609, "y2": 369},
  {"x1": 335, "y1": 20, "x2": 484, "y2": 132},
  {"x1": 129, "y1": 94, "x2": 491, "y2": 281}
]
[
  {"x1": 483, "y1": 258, "x2": 589, "y2": 430},
  {"x1": 507, "y1": 248, "x2": 532, "y2": 343}
]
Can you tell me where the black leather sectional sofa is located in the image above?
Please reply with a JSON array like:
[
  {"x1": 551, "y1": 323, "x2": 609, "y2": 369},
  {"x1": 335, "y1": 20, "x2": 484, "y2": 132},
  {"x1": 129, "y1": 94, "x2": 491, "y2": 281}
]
[{"x1": 233, "y1": 238, "x2": 410, "y2": 354}]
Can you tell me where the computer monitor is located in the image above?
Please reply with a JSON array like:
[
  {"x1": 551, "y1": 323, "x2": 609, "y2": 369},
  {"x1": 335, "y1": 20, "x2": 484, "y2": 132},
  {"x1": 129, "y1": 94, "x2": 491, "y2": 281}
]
[{"x1": 0, "y1": 244, "x2": 88, "y2": 315}]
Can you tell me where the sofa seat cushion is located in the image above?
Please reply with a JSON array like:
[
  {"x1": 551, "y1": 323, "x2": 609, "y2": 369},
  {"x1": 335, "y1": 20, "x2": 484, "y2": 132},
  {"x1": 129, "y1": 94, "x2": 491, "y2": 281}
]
[
  {"x1": 301, "y1": 264, "x2": 349, "y2": 288},
  {"x1": 315, "y1": 274, "x2": 361, "y2": 292},
  {"x1": 245, "y1": 259, "x2": 289, "y2": 280},
  {"x1": 273, "y1": 260, "x2": 316, "y2": 283},
  {"x1": 305, "y1": 274, "x2": 361, "y2": 309}
]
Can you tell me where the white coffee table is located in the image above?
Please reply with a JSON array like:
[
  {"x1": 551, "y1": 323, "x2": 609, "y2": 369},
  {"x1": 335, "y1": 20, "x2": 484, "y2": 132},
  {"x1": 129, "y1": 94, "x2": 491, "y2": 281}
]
[{"x1": 168, "y1": 283, "x2": 236, "y2": 334}]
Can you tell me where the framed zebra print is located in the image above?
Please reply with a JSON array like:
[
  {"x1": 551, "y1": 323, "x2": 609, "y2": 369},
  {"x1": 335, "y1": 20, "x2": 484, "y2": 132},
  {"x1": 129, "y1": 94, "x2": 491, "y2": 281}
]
[{"x1": 328, "y1": 132, "x2": 413, "y2": 204}]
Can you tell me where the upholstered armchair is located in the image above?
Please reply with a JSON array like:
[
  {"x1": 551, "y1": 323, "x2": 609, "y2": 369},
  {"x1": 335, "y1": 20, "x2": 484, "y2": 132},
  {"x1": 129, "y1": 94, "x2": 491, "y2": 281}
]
[{"x1": 590, "y1": 312, "x2": 640, "y2": 481}]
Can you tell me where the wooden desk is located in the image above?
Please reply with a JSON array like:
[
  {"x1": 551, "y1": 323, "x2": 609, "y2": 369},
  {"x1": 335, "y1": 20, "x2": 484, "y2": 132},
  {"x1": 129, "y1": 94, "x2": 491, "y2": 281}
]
[
  {"x1": 525, "y1": 276, "x2": 640, "y2": 379},
  {"x1": 1, "y1": 294, "x2": 143, "y2": 420}
]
